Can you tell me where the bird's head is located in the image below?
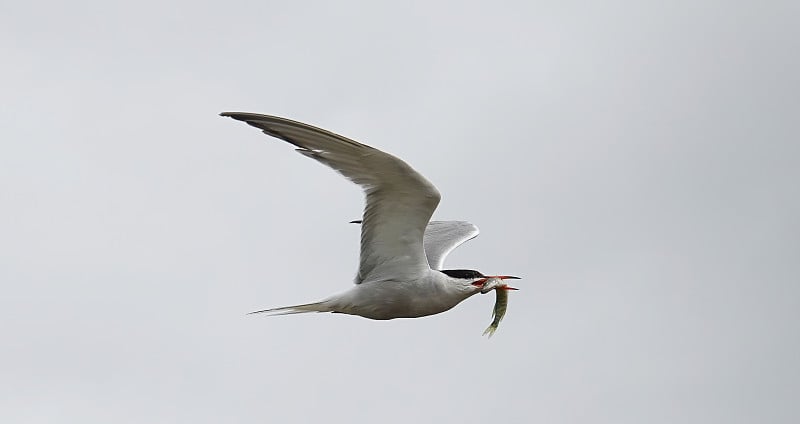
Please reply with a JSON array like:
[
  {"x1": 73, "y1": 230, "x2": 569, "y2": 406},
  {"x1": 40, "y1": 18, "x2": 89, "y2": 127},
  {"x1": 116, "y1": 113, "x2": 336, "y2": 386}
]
[{"x1": 440, "y1": 269, "x2": 520, "y2": 292}]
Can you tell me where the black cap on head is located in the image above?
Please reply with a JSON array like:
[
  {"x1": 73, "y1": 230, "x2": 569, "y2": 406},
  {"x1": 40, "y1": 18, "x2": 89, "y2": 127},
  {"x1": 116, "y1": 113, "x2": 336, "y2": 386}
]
[{"x1": 440, "y1": 269, "x2": 485, "y2": 280}]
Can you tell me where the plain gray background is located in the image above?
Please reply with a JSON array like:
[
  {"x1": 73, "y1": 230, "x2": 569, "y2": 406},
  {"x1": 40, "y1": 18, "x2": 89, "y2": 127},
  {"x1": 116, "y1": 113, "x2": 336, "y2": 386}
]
[{"x1": 2, "y1": 1, "x2": 798, "y2": 423}]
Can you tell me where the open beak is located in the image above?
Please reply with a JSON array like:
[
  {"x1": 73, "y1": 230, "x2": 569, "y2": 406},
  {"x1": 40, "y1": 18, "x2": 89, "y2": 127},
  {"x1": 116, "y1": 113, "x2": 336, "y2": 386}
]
[
  {"x1": 487, "y1": 275, "x2": 520, "y2": 290},
  {"x1": 472, "y1": 275, "x2": 521, "y2": 291}
]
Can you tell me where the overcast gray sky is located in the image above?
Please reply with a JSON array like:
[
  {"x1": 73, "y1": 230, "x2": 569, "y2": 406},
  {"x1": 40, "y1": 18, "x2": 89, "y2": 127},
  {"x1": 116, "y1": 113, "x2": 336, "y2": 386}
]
[{"x1": 2, "y1": 1, "x2": 798, "y2": 423}]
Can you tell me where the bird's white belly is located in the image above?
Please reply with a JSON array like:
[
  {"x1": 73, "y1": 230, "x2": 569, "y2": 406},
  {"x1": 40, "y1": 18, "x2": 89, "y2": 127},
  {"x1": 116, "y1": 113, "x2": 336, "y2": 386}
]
[{"x1": 330, "y1": 280, "x2": 475, "y2": 320}]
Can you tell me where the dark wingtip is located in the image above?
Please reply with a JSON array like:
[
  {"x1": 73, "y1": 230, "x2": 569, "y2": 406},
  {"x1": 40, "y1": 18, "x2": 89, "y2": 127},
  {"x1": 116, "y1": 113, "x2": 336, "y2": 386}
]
[{"x1": 349, "y1": 220, "x2": 362, "y2": 224}]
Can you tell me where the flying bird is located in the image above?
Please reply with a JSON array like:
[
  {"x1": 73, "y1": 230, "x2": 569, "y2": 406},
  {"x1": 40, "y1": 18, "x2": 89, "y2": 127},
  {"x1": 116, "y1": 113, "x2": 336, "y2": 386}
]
[{"x1": 221, "y1": 112, "x2": 519, "y2": 321}]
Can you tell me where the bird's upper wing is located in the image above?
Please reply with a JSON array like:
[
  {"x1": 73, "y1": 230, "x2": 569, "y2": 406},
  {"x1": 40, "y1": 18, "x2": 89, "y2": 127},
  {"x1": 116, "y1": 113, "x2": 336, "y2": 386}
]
[
  {"x1": 349, "y1": 219, "x2": 480, "y2": 270},
  {"x1": 221, "y1": 112, "x2": 441, "y2": 284},
  {"x1": 422, "y1": 221, "x2": 480, "y2": 270}
]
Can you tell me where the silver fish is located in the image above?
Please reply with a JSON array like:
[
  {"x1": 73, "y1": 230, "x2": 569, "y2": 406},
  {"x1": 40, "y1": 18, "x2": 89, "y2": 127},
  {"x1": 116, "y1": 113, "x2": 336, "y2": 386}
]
[
  {"x1": 483, "y1": 284, "x2": 516, "y2": 338},
  {"x1": 480, "y1": 276, "x2": 504, "y2": 294}
]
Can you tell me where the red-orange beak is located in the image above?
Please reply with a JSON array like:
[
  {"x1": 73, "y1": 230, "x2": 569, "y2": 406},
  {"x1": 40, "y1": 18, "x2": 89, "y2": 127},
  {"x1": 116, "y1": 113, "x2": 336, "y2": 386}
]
[
  {"x1": 490, "y1": 275, "x2": 521, "y2": 281},
  {"x1": 471, "y1": 275, "x2": 521, "y2": 290}
]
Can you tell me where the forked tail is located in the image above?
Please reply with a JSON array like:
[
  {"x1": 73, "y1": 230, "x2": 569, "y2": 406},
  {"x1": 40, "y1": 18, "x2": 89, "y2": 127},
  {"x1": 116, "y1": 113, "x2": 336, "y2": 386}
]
[{"x1": 247, "y1": 301, "x2": 332, "y2": 316}]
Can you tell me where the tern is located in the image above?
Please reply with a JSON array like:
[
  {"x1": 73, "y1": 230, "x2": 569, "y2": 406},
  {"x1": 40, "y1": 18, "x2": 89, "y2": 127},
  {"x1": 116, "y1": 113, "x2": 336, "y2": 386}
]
[{"x1": 221, "y1": 112, "x2": 519, "y2": 320}]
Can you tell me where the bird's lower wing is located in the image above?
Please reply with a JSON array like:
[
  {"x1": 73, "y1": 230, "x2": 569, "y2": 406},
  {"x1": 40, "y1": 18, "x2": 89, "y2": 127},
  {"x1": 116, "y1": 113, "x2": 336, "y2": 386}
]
[{"x1": 423, "y1": 221, "x2": 480, "y2": 270}]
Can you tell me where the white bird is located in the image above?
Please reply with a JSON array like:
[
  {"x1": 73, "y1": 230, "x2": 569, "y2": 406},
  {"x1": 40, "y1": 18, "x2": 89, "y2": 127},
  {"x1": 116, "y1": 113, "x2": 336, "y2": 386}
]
[{"x1": 221, "y1": 112, "x2": 519, "y2": 320}]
